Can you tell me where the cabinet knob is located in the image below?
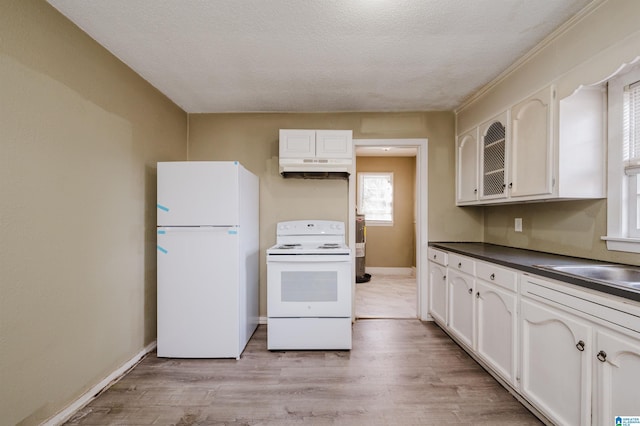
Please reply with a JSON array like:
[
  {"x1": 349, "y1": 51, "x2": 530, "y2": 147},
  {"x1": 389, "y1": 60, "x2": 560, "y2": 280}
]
[
  {"x1": 468, "y1": 288, "x2": 473, "y2": 295},
  {"x1": 474, "y1": 189, "x2": 478, "y2": 193},
  {"x1": 433, "y1": 254, "x2": 437, "y2": 259},
  {"x1": 597, "y1": 350, "x2": 607, "y2": 362},
  {"x1": 508, "y1": 182, "x2": 513, "y2": 188},
  {"x1": 476, "y1": 291, "x2": 480, "y2": 299},
  {"x1": 458, "y1": 262, "x2": 462, "y2": 268},
  {"x1": 575, "y1": 340, "x2": 585, "y2": 352},
  {"x1": 443, "y1": 275, "x2": 446, "y2": 280},
  {"x1": 490, "y1": 273, "x2": 495, "y2": 280}
]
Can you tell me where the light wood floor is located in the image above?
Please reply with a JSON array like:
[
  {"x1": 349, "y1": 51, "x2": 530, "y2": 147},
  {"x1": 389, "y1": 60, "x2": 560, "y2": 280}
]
[
  {"x1": 355, "y1": 273, "x2": 416, "y2": 319},
  {"x1": 65, "y1": 320, "x2": 542, "y2": 425}
]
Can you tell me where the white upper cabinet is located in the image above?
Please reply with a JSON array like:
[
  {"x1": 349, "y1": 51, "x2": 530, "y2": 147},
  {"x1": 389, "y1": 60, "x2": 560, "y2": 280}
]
[
  {"x1": 456, "y1": 128, "x2": 479, "y2": 204},
  {"x1": 510, "y1": 86, "x2": 553, "y2": 198},
  {"x1": 315, "y1": 130, "x2": 353, "y2": 158},
  {"x1": 479, "y1": 112, "x2": 508, "y2": 201},
  {"x1": 556, "y1": 86, "x2": 605, "y2": 199},
  {"x1": 279, "y1": 129, "x2": 352, "y2": 159},
  {"x1": 455, "y1": 84, "x2": 605, "y2": 206},
  {"x1": 279, "y1": 130, "x2": 316, "y2": 158}
]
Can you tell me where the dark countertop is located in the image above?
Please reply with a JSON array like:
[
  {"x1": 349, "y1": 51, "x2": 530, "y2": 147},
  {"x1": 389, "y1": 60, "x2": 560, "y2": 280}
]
[{"x1": 429, "y1": 242, "x2": 640, "y2": 303}]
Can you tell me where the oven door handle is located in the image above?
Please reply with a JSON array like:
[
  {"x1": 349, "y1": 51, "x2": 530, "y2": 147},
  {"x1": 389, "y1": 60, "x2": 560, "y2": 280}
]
[{"x1": 267, "y1": 258, "x2": 351, "y2": 263}]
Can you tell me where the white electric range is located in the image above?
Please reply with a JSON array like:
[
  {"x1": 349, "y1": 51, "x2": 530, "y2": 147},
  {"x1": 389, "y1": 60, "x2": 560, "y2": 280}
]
[{"x1": 266, "y1": 220, "x2": 352, "y2": 350}]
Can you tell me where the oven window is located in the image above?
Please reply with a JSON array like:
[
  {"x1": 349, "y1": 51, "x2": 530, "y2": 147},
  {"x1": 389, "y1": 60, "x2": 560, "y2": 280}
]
[{"x1": 281, "y1": 271, "x2": 338, "y2": 302}]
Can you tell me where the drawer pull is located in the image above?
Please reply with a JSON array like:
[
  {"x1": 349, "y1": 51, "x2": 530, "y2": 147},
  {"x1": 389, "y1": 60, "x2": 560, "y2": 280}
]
[
  {"x1": 575, "y1": 340, "x2": 585, "y2": 352},
  {"x1": 458, "y1": 262, "x2": 462, "y2": 268},
  {"x1": 597, "y1": 350, "x2": 607, "y2": 362},
  {"x1": 476, "y1": 291, "x2": 480, "y2": 299},
  {"x1": 433, "y1": 254, "x2": 437, "y2": 259},
  {"x1": 490, "y1": 273, "x2": 495, "y2": 280},
  {"x1": 468, "y1": 288, "x2": 473, "y2": 295}
]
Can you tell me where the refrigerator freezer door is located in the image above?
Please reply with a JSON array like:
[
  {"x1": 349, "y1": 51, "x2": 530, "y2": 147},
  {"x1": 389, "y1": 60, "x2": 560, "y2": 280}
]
[
  {"x1": 157, "y1": 162, "x2": 240, "y2": 226},
  {"x1": 157, "y1": 226, "x2": 239, "y2": 358}
]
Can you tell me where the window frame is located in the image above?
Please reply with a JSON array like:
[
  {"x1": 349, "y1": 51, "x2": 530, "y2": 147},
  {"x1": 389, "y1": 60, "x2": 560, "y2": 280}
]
[
  {"x1": 602, "y1": 64, "x2": 640, "y2": 253},
  {"x1": 357, "y1": 172, "x2": 394, "y2": 226}
]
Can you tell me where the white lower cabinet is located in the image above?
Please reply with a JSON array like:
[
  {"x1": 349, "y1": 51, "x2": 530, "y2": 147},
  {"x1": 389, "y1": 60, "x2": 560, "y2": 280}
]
[
  {"x1": 428, "y1": 261, "x2": 447, "y2": 326},
  {"x1": 447, "y1": 269, "x2": 475, "y2": 348},
  {"x1": 475, "y1": 279, "x2": 517, "y2": 386},
  {"x1": 520, "y1": 298, "x2": 592, "y2": 426},
  {"x1": 429, "y1": 247, "x2": 640, "y2": 426},
  {"x1": 593, "y1": 328, "x2": 640, "y2": 425}
]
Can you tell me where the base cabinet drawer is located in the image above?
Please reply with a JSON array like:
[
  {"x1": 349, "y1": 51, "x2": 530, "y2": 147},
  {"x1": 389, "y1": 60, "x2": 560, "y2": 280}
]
[
  {"x1": 448, "y1": 253, "x2": 475, "y2": 275},
  {"x1": 476, "y1": 261, "x2": 517, "y2": 292}
]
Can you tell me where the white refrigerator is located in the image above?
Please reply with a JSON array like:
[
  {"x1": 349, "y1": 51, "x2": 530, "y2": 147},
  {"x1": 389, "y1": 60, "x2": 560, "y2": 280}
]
[{"x1": 156, "y1": 161, "x2": 259, "y2": 359}]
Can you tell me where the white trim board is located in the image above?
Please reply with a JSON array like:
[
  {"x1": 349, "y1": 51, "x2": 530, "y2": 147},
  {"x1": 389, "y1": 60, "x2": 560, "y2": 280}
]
[
  {"x1": 43, "y1": 341, "x2": 157, "y2": 426},
  {"x1": 365, "y1": 267, "x2": 415, "y2": 276}
]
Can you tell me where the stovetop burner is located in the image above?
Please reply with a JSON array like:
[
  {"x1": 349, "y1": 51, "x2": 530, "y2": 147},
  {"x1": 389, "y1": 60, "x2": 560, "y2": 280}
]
[
  {"x1": 276, "y1": 243, "x2": 302, "y2": 249},
  {"x1": 267, "y1": 220, "x2": 350, "y2": 256},
  {"x1": 319, "y1": 243, "x2": 340, "y2": 249}
]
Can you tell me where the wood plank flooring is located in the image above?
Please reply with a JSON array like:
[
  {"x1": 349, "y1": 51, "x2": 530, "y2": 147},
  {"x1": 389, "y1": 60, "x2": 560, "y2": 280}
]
[
  {"x1": 65, "y1": 320, "x2": 542, "y2": 425},
  {"x1": 355, "y1": 273, "x2": 416, "y2": 319}
]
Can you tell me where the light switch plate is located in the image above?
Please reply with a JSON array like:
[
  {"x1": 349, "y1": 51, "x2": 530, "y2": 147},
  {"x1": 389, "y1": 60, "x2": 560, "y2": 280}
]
[{"x1": 515, "y1": 218, "x2": 523, "y2": 232}]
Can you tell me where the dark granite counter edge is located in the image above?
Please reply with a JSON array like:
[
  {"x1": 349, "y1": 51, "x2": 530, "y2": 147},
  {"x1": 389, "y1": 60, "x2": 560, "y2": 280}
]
[{"x1": 429, "y1": 242, "x2": 640, "y2": 303}]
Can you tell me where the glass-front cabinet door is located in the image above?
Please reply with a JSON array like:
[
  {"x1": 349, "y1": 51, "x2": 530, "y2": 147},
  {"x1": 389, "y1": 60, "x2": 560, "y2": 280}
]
[{"x1": 479, "y1": 112, "x2": 508, "y2": 200}]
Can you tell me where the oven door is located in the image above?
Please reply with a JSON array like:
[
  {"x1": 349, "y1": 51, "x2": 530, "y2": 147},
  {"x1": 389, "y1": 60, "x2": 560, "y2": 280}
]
[{"x1": 267, "y1": 254, "x2": 351, "y2": 318}]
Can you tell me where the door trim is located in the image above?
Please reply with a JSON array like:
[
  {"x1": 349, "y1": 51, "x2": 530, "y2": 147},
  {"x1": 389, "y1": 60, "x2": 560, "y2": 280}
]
[{"x1": 348, "y1": 138, "x2": 429, "y2": 320}]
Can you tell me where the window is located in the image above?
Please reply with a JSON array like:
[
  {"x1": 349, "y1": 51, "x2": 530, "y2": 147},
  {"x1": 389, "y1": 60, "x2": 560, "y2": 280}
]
[
  {"x1": 603, "y1": 64, "x2": 640, "y2": 252},
  {"x1": 357, "y1": 172, "x2": 393, "y2": 226},
  {"x1": 623, "y1": 80, "x2": 640, "y2": 238}
]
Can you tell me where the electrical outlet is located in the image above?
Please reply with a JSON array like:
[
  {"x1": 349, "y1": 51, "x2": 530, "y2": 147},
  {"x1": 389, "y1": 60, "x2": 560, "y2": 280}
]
[{"x1": 515, "y1": 218, "x2": 523, "y2": 232}]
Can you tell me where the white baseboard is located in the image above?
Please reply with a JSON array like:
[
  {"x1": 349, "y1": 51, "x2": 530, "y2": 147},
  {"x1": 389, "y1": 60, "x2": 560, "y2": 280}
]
[
  {"x1": 365, "y1": 267, "x2": 415, "y2": 276},
  {"x1": 43, "y1": 340, "x2": 157, "y2": 426},
  {"x1": 259, "y1": 316, "x2": 268, "y2": 325}
]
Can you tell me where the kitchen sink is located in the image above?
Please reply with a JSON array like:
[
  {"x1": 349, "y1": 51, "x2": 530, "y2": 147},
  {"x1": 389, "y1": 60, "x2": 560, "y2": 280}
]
[{"x1": 534, "y1": 264, "x2": 640, "y2": 289}]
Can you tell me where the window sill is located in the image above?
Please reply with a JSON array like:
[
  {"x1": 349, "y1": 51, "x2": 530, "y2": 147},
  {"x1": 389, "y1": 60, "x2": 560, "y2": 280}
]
[
  {"x1": 601, "y1": 236, "x2": 640, "y2": 254},
  {"x1": 365, "y1": 221, "x2": 393, "y2": 227}
]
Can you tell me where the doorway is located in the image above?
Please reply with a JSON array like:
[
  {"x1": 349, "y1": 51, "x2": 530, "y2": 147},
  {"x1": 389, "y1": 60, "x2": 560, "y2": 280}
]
[{"x1": 348, "y1": 139, "x2": 428, "y2": 321}]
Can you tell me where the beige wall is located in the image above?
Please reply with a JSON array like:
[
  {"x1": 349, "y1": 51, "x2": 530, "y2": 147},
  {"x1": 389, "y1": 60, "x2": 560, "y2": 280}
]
[
  {"x1": 188, "y1": 111, "x2": 479, "y2": 315},
  {"x1": 356, "y1": 157, "x2": 416, "y2": 268},
  {"x1": 456, "y1": 0, "x2": 640, "y2": 266},
  {"x1": 0, "y1": 1, "x2": 186, "y2": 425}
]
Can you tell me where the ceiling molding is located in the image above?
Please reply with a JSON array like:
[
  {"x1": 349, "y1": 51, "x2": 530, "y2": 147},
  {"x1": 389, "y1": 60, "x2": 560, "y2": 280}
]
[{"x1": 455, "y1": 0, "x2": 607, "y2": 115}]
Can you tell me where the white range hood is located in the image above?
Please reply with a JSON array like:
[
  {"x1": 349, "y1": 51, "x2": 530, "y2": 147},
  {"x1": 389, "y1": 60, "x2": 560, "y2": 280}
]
[{"x1": 279, "y1": 129, "x2": 353, "y2": 179}]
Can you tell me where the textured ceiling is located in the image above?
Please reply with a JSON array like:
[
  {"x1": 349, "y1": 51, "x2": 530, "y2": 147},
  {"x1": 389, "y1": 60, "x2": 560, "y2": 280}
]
[{"x1": 47, "y1": 0, "x2": 593, "y2": 113}]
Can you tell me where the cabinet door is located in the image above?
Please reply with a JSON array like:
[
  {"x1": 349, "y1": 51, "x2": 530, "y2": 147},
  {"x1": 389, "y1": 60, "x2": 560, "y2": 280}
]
[
  {"x1": 315, "y1": 130, "x2": 352, "y2": 159},
  {"x1": 479, "y1": 112, "x2": 508, "y2": 200},
  {"x1": 510, "y1": 86, "x2": 554, "y2": 198},
  {"x1": 456, "y1": 128, "x2": 479, "y2": 204},
  {"x1": 475, "y1": 280, "x2": 517, "y2": 385},
  {"x1": 594, "y1": 328, "x2": 640, "y2": 425},
  {"x1": 520, "y1": 299, "x2": 592, "y2": 426},
  {"x1": 428, "y1": 261, "x2": 447, "y2": 326},
  {"x1": 447, "y1": 269, "x2": 475, "y2": 348},
  {"x1": 279, "y1": 129, "x2": 316, "y2": 158}
]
